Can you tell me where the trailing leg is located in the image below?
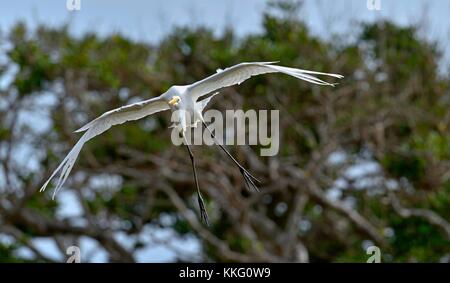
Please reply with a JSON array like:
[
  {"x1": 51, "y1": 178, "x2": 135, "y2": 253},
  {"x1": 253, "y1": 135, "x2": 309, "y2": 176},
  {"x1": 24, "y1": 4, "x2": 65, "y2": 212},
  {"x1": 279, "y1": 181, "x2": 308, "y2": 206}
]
[
  {"x1": 202, "y1": 121, "x2": 260, "y2": 192},
  {"x1": 184, "y1": 136, "x2": 209, "y2": 225}
]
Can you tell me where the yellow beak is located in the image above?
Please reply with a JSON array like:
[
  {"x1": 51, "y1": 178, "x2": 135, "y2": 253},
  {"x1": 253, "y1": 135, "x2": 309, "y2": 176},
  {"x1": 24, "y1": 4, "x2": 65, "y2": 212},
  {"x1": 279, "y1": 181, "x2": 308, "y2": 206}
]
[{"x1": 168, "y1": 96, "x2": 181, "y2": 106}]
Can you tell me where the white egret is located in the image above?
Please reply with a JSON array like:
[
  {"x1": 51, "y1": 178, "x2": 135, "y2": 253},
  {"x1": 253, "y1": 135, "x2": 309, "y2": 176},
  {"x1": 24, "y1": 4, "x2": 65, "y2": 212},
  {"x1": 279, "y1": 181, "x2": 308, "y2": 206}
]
[{"x1": 40, "y1": 61, "x2": 343, "y2": 225}]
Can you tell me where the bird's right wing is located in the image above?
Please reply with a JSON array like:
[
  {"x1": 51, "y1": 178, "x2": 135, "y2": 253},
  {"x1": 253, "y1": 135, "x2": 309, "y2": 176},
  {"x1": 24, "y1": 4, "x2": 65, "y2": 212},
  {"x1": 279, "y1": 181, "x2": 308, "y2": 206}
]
[{"x1": 40, "y1": 96, "x2": 170, "y2": 198}]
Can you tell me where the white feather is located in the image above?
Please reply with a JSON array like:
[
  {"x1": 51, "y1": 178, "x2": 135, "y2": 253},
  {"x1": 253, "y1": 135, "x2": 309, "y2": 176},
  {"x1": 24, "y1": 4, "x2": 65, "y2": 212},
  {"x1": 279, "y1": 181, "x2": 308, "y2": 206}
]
[
  {"x1": 40, "y1": 97, "x2": 169, "y2": 198},
  {"x1": 188, "y1": 61, "x2": 343, "y2": 101}
]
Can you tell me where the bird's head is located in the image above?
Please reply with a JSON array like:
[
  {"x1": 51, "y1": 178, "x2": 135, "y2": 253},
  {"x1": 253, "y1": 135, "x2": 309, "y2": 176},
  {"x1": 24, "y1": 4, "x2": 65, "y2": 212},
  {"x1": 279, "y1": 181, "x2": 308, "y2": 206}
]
[{"x1": 168, "y1": 96, "x2": 181, "y2": 107}]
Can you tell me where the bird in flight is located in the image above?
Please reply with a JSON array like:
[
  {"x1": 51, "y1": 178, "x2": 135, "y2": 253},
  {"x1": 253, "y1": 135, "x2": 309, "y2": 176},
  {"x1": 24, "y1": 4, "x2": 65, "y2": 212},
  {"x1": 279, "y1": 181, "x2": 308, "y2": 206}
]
[{"x1": 40, "y1": 61, "x2": 343, "y2": 225}]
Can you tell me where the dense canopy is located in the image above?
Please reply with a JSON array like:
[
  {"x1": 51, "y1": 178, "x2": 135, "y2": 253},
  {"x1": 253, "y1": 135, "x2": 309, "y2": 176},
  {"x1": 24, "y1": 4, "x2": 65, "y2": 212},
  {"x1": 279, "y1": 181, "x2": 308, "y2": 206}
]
[{"x1": 0, "y1": 3, "x2": 448, "y2": 262}]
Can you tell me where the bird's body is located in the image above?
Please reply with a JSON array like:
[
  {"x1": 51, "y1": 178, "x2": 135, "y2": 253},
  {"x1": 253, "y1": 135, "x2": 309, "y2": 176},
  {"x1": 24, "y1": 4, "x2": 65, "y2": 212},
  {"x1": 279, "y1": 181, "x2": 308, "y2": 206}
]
[
  {"x1": 40, "y1": 61, "x2": 343, "y2": 223},
  {"x1": 164, "y1": 85, "x2": 202, "y2": 131}
]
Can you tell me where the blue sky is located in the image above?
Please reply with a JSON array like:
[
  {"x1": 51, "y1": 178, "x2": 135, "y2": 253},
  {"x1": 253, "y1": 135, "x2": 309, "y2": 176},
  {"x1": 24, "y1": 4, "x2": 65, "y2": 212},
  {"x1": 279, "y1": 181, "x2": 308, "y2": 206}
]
[
  {"x1": 2, "y1": 1, "x2": 449, "y2": 68},
  {"x1": 1, "y1": 1, "x2": 449, "y2": 46}
]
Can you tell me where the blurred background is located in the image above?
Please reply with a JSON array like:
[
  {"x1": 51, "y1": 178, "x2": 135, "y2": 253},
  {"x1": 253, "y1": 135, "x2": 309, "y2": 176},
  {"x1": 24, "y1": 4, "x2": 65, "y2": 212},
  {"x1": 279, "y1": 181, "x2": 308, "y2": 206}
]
[{"x1": 0, "y1": 0, "x2": 449, "y2": 262}]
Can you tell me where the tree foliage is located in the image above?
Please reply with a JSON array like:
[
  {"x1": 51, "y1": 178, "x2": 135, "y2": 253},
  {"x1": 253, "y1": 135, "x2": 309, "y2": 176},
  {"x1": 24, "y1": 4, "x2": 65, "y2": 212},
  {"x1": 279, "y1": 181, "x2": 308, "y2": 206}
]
[{"x1": 0, "y1": 3, "x2": 449, "y2": 262}]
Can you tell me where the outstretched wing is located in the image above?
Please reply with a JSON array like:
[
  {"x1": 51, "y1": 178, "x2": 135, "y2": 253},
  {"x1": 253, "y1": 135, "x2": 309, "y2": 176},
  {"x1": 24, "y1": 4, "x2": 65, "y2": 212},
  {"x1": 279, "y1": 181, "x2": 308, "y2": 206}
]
[
  {"x1": 40, "y1": 96, "x2": 170, "y2": 198},
  {"x1": 187, "y1": 61, "x2": 344, "y2": 101}
]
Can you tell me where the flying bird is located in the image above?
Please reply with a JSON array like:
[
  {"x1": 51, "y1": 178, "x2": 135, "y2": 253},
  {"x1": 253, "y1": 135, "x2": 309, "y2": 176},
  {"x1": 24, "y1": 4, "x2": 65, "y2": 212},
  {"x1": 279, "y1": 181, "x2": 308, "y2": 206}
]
[{"x1": 40, "y1": 61, "x2": 343, "y2": 225}]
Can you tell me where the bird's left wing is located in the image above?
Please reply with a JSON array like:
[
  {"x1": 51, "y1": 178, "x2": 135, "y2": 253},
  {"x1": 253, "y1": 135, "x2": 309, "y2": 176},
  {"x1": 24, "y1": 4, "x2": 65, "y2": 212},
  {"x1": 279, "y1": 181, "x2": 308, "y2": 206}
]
[
  {"x1": 187, "y1": 62, "x2": 343, "y2": 101},
  {"x1": 40, "y1": 96, "x2": 170, "y2": 198}
]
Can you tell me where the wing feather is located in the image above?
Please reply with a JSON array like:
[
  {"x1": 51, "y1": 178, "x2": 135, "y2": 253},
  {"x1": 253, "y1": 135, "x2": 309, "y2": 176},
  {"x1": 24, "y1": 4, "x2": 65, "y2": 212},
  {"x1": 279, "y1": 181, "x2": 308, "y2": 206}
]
[
  {"x1": 188, "y1": 62, "x2": 343, "y2": 101},
  {"x1": 40, "y1": 96, "x2": 169, "y2": 198}
]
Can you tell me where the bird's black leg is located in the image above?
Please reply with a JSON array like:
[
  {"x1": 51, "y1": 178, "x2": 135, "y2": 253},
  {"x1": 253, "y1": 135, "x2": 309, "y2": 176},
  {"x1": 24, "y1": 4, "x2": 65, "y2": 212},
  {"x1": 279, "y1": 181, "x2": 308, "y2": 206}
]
[
  {"x1": 202, "y1": 121, "x2": 260, "y2": 192},
  {"x1": 184, "y1": 136, "x2": 209, "y2": 226}
]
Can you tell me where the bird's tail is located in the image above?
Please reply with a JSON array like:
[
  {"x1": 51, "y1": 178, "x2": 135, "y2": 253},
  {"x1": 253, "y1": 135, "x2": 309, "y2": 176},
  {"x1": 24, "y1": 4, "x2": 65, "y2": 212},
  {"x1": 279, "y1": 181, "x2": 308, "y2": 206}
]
[{"x1": 199, "y1": 92, "x2": 220, "y2": 110}]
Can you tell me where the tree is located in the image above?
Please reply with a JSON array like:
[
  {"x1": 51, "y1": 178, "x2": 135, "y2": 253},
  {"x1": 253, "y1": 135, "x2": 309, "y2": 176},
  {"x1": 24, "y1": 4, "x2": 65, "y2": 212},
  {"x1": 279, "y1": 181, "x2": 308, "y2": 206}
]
[{"x1": 0, "y1": 3, "x2": 448, "y2": 262}]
